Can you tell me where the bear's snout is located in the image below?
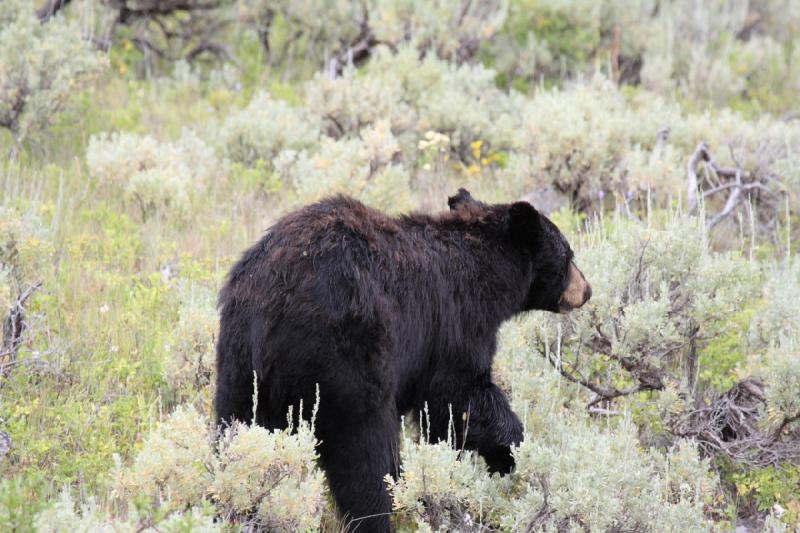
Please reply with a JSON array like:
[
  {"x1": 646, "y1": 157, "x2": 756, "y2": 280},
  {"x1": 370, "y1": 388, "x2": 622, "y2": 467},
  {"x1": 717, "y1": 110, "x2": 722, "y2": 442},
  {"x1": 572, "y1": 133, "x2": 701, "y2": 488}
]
[{"x1": 559, "y1": 262, "x2": 591, "y2": 313}]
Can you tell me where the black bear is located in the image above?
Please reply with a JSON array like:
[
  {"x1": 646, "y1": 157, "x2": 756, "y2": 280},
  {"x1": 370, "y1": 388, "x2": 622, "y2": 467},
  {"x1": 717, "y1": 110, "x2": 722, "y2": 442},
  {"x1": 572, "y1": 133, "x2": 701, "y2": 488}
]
[{"x1": 215, "y1": 189, "x2": 591, "y2": 531}]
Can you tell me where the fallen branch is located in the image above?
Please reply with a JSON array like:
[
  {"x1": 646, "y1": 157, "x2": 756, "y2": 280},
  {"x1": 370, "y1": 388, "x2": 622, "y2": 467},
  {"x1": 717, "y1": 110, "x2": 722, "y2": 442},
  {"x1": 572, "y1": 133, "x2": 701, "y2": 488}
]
[
  {"x1": 686, "y1": 142, "x2": 784, "y2": 231},
  {"x1": 706, "y1": 171, "x2": 743, "y2": 230}
]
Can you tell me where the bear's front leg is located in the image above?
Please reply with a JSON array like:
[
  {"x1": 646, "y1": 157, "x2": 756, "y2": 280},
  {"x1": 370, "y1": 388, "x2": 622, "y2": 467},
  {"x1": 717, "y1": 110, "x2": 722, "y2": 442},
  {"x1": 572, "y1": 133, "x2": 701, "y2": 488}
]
[{"x1": 425, "y1": 377, "x2": 523, "y2": 474}]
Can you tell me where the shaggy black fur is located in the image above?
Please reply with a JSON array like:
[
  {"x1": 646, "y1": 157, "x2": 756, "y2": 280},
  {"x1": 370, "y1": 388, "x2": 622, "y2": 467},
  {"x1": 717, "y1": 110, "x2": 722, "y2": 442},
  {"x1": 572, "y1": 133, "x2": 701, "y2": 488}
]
[{"x1": 215, "y1": 189, "x2": 578, "y2": 532}]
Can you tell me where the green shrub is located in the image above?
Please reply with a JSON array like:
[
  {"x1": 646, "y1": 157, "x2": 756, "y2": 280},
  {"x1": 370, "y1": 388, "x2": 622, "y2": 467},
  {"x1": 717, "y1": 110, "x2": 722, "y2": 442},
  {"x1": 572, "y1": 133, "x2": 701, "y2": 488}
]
[
  {"x1": 220, "y1": 91, "x2": 320, "y2": 165},
  {"x1": 164, "y1": 281, "x2": 218, "y2": 395},
  {"x1": 525, "y1": 214, "x2": 758, "y2": 406},
  {"x1": 111, "y1": 406, "x2": 214, "y2": 509},
  {"x1": 0, "y1": 0, "x2": 106, "y2": 143},
  {"x1": 750, "y1": 262, "x2": 800, "y2": 349},
  {"x1": 503, "y1": 420, "x2": 715, "y2": 531},
  {"x1": 370, "y1": 0, "x2": 507, "y2": 62},
  {"x1": 389, "y1": 435, "x2": 494, "y2": 530},
  {"x1": 274, "y1": 122, "x2": 412, "y2": 211},
  {"x1": 212, "y1": 419, "x2": 326, "y2": 530},
  {"x1": 86, "y1": 129, "x2": 220, "y2": 221},
  {"x1": 34, "y1": 490, "x2": 222, "y2": 533}
]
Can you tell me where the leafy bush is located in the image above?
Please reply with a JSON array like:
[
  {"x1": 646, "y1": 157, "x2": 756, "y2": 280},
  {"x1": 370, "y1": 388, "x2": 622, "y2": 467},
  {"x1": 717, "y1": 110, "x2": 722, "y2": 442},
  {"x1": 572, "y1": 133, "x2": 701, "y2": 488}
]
[
  {"x1": 638, "y1": 0, "x2": 800, "y2": 113},
  {"x1": 486, "y1": 0, "x2": 649, "y2": 88},
  {"x1": 164, "y1": 281, "x2": 218, "y2": 394},
  {"x1": 389, "y1": 435, "x2": 494, "y2": 530},
  {"x1": 111, "y1": 406, "x2": 214, "y2": 509},
  {"x1": 86, "y1": 129, "x2": 220, "y2": 220},
  {"x1": 35, "y1": 490, "x2": 221, "y2": 533},
  {"x1": 249, "y1": 0, "x2": 506, "y2": 71},
  {"x1": 390, "y1": 412, "x2": 718, "y2": 531},
  {"x1": 488, "y1": 0, "x2": 800, "y2": 113},
  {"x1": 502, "y1": 420, "x2": 715, "y2": 531},
  {"x1": 750, "y1": 262, "x2": 800, "y2": 349},
  {"x1": 526, "y1": 214, "x2": 757, "y2": 408},
  {"x1": 220, "y1": 91, "x2": 319, "y2": 165},
  {"x1": 212, "y1": 420, "x2": 326, "y2": 530},
  {"x1": 241, "y1": 0, "x2": 364, "y2": 68},
  {"x1": 0, "y1": 205, "x2": 54, "y2": 290},
  {"x1": 370, "y1": 0, "x2": 507, "y2": 62},
  {"x1": 763, "y1": 350, "x2": 800, "y2": 429},
  {"x1": 0, "y1": 0, "x2": 105, "y2": 142},
  {"x1": 110, "y1": 404, "x2": 325, "y2": 529},
  {"x1": 274, "y1": 121, "x2": 412, "y2": 211},
  {"x1": 305, "y1": 46, "x2": 517, "y2": 154},
  {"x1": 304, "y1": 65, "x2": 407, "y2": 138}
]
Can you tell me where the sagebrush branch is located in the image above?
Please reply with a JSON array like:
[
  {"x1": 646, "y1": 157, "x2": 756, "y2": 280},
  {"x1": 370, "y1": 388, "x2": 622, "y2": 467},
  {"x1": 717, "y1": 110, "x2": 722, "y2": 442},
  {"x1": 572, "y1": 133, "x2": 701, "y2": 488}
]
[
  {"x1": 673, "y1": 378, "x2": 800, "y2": 468},
  {"x1": 1, "y1": 281, "x2": 43, "y2": 364}
]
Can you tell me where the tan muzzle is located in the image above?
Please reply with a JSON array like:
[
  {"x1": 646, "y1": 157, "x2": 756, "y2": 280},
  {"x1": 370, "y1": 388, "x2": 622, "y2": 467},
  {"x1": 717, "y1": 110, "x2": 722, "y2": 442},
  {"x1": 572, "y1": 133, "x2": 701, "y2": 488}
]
[{"x1": 559, "y1": 262, "x2": 592, "y2": 313}]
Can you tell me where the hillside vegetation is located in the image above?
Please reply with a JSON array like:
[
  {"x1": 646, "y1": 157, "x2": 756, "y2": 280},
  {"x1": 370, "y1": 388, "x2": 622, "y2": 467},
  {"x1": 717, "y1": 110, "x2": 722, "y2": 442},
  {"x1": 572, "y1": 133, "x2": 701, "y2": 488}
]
[{"x1": 1, "y1": 0, "x2": 799, "y2": 530}]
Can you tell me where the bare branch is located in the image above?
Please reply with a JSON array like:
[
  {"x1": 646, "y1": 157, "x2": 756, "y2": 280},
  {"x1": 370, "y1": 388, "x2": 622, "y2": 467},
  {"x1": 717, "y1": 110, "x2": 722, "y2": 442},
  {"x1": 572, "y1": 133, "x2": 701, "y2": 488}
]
[
  {"x1": 536, "y1": 337, "x2": 656, "y2": 409},
  {"x1": 1, "y1": 281, "x2": 43, "y2": 365},
  {"x1": 706, "y1": 166, "x2": 743, "y2": 230},
  {"x1": 673, "y1": 378, "x2": 800, "y2": 468},
  {"x1": 37, "y1": 0, "x2": 73, "y2": 22},
  {"x1": 326, "y1": 23, "x2": 377, "y2": 77}
]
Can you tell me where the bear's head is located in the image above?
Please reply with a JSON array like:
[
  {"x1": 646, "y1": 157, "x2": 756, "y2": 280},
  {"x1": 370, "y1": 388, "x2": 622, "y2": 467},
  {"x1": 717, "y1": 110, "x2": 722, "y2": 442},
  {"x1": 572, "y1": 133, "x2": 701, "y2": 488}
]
[{"x1": 448, "y1": 188, "x2": 591, "y2": 314}]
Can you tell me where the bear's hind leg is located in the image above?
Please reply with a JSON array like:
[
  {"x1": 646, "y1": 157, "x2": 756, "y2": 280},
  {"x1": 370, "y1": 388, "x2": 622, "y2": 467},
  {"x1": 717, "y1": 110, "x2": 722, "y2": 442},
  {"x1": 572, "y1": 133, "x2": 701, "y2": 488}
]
[
  {"x1": 318, "y1": 404, "x2": 399, "y2": 532},
  {"x1": 214, "y1": 322, "x2": 254, "y2": 428}
]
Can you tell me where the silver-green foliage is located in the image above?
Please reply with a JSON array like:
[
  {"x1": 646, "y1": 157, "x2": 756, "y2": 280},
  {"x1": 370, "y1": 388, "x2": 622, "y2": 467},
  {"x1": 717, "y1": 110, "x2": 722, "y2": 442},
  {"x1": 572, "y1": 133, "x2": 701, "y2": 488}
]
[
  {"x1": 220, "y1": 91, "x2": 320, "y2": 165},
  {"x1": 34, "y1": 491, "x2": 221, "y2": 533},
  {"x1": 165, "y1": 281, "x2": 218, "y2": 393},
  {"x1": 274, "y1": 120, "x2": 412, "y2": 211},
  {"x1": 86, "y1": 129, "x2": 220, "y2": 220},
  {"x1": 488, "y1": 0, "x2": 800, "y2": 112},
  {"x1": 750, "y1": 261, "x2": 800, "y2": 350},
  {"x1": 0, "y1": 0, "x2": 106, "y2": 142},
  {"x1": 528, "y1": 215, "x2": 757, "y2": 400},
  {"x1": 369, "y1": 0, "x2": 507, "y2": 61},
  {"x1": 107, "y1": 404, "x2": 326, "y2": 530},
  {"x1": 390, "y1": 412, "x2": 716, "y2": 531},
  {"x1": 305, "y1": 46, "x2": 516, "y2": 152},
  {"x1": 213, "y1": 420, "x2": 326, "y2": 530},
  {"x1": 763, "y1": 351, "x2": 800, "y2": 429},
  {"x1": 111, "y1": 406, "x2": 215, "y2": 509},
  {"x1": 249, "y1": 0, "x2": 506, "y2": 66}
]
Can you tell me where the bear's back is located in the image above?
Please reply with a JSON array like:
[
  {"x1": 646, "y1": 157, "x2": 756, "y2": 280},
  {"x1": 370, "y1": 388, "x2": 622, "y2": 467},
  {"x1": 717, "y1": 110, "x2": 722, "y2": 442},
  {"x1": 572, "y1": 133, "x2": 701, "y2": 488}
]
[{"x1": 220, "y1": 196, "x2": 407, "y2": 314}]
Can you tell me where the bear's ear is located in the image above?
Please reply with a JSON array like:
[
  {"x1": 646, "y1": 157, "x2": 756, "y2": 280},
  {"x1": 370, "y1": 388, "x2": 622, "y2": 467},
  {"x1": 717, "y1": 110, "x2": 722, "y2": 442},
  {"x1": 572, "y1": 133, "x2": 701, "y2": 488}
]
[
  {"x1": 508, "y1": 201, "x2": 542, "y2": 242},
  {"x1": 448, "y1": 188, "x2": 477, "y2": 210}
]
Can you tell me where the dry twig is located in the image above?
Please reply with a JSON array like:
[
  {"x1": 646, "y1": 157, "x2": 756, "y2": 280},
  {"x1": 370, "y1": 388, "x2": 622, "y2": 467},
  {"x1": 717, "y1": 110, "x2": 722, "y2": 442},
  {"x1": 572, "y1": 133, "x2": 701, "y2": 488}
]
[{"x1": 1, "y1": 281, "x2": 43, "y2": 366}]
